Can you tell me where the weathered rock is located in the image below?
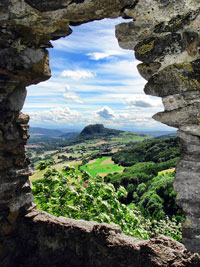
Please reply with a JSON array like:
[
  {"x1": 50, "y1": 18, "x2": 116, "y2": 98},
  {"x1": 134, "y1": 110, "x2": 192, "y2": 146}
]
[
  {"x1": 0, "y1": 0, "x2": 200, "y2": 265},
  {"x1": 135, "y1": 33, "x2": 184, "y2": 64},
  {"x1": 180, "y1": 124, "x2": 200, "y2": 137},
  {"x1": 162, "y1": 92, "x2": 200, "y2": 111},
  {"x1": 11, "y1": 210, "x2": 200, "y2": 267},
  {"x1": 137, "y1": 62, "x2": 161, "y2": 81},
  {"x1": 16, "y1": 112, "x2": 29, "y2": 124},
  {"x1": 145, "y1": 61, "x2": 200, "y2": 97},
  {"x1": 153, "y1": 102, "x2": 200, "y2": 128},
  {"x1": 24, "y1": 0, "x2": 72, "y2": 12}
]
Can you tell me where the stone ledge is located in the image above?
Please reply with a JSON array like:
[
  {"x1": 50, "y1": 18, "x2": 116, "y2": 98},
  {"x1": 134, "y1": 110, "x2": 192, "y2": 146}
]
[{"x1": 9, "y1": 209, "x2": 200, "y2": 267}]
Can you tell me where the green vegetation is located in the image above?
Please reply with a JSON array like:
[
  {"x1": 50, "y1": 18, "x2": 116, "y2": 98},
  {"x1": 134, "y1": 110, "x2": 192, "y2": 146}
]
[
  {"x1": 28, "y1": 125, "x2": 150, "y2": 179},
  {"x1": 33, "y1": 166, "x2": 182, "y2": 242},
  {"x1": 37, "y1": 159, "x2": 55, "y2": 170},
  {"x1": 105, "y1": 158, "x2": 181, "y2": 220},
  {"x1": 109, "y1": 132, "x2": 150, "y2": 144},
  {"x1": 80, "y1": 156, "x2": 123, "y2": 177},
  {"x1": 138, "y1": 172, "x2": 181, "y2": 220},
  {"x1": 30, "y1": 127, "x2": 183, "y2": 243},
  {"x1": 112, "y1": 137, "x2": 180, "y2": 167}
]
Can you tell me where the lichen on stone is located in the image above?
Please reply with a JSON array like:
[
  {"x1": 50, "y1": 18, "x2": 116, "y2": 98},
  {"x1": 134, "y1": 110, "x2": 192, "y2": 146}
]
[{"x1": 135, "y1": 40, "x2": 155, "y2": 55}]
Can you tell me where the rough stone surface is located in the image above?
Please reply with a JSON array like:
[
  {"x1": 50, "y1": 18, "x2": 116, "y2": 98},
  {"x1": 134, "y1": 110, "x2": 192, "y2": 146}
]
[
  {"x1": 0, "y1": 0, "x2": 200, "y2": 265},
  {"x1": 12, "y1": 210, "x2": 200, "y2": 267}
]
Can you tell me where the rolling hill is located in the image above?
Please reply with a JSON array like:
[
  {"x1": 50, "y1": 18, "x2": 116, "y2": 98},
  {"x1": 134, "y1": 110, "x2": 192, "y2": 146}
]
[{"x1": 78, "y1": 124, "x2": 123, "y2": 138}]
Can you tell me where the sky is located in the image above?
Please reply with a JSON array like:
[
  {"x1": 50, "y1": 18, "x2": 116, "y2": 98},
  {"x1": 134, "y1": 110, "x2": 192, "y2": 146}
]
[{"x1": 22, "y1": 18, "x2": 174, "y2": 132}]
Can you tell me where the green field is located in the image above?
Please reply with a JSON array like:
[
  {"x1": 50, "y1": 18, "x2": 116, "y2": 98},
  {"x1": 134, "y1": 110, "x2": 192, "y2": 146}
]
[
  {"x1": 80, "y1": 156, "x2": 123, "y2": 177},
  {"x1": 109, "y1": 132, "x2": 151, "y2": 144},
  {"x1": 29, "y1": 130, "x2": 152, "y2": 181}
]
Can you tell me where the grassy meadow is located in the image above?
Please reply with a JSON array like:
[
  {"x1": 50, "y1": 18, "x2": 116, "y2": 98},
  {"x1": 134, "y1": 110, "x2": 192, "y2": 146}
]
[{"x1": 80, "y1": 156, "x2": 124, "y2": 177}]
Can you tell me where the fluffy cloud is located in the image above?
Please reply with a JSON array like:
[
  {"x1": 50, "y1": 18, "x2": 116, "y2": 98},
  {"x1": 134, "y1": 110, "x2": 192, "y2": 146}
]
[
  {"x1": 91, "y1": 106, "x2": 162, "y2": 130},
  {"x1": 63, "y1": 85, "x2": 83, "y2": 103},
  {"x1": 87, "y1": 52, "x2": 111, "y2": 60},
  {"x1": 61, "y1": 70, "x2": 94, "y2": 80},
  {"x1": 95, "y1": 106, "x2": 116, "y2": 119},
  {"x1": 24, "y1": 18, "x2": 171, "y2": 131},
  {"x1": 125, "y1": 95, "x2": 162, "y2": 108},
  {"x1": 29, "y1": 107, "x2": 81, "y2": 125},
  {"x1": 87, "y1": 50, "x2": 125, "y2": 60}
]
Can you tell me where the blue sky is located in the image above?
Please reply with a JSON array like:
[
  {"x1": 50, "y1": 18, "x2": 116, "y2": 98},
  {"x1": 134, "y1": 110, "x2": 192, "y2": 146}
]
[{"x1": 23, "y1": 18, "x2": 174, "y2": 132}]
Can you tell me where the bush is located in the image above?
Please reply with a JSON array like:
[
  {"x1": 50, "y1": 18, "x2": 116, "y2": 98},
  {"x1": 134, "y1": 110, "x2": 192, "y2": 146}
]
[
  {"x1": 36, "y1": 159, "x2": 55, "y2": 170},
  {"x1": 32, "y1": 166, "x2": 183, "y2": 242}
]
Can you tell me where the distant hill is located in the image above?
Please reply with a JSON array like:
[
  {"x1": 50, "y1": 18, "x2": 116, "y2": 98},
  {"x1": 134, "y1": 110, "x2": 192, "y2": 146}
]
[
  {"x1": 75, "y1": 124, "x2": 123, "y2": 141},
  {"x1": 29, "y1": 127, "x2": 79, "y2": 141},
  {"x1": 137, "y1": 131, "x2": 176, "y2": 137},
  {"x1": 60, "y1": 132, "x2": 79, "y2": 140},
  {"x1": 29, "y1": 127, "x2": 65, "y2": 137},
  {"x1": 153, "y1": 133, "x2": 177, "y2": 140}
]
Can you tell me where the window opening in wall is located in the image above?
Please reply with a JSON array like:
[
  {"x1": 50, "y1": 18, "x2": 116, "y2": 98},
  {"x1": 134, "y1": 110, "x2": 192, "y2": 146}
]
[{"x1": 22, "y1": 18, "x2": 182, "y2": 242}]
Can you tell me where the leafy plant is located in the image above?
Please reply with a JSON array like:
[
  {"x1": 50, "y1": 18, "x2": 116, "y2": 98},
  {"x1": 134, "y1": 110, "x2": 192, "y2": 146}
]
[
  {"x1": 37, "y1": 159, "x2": 55, "y2": 170},
  {"x1": 32, "y1": 165, "x2": 182, "y2": 242}
]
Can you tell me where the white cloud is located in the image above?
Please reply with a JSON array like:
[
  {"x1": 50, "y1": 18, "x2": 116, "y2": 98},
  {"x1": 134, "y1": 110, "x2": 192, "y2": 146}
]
[
  {"x1": 29, "y1": 107, "x2": 82, "y2": 125},
  {"x1": 90, "y1": 106, "x2": 163, "y2": 130},
  {"x1": 125, "y1": 95, "x2": 162, "y2": 108},
  {"x1": 52, "y1": 18, "x2": 131, "y2": 58},
  {"x1": 61, "y1": 70, "x2": 94, "y2": 80},
  {"x1": 63, "y1": 85, "x2": 83, "y2": 103},
  {"x1": 87, "y1": 50, "x2": 125, "y2": 60},
  {"x1": 87, "y1": 52, "x2": 111, "y2": 60},
  {"x1": 95, "y1": 106, "x2": 116, "y2": 120},
  {"x1": 99, "y1": 59, "x2": 142, "y2": 79},
  {"x1": 24, "y1": 18, "x2": 170, "y2": 131}
]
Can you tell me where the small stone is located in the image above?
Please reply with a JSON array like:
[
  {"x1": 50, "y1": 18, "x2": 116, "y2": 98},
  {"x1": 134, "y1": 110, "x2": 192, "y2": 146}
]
[
  {"x1": 16, "y1": 113, "x2": 29, "y2": 124},
  {"x1": 22, "y1": 181, "x2": 33, "y2": 193},
  {"x1": 9, "y1": 193, "x2": 34, "y2": 212},
  {"x1": 8, "y1": 86, "x2": 27, "y2": 111},
  {"x1": 137, "y1": 62, "x2": 161, "y2": 80},
  {"x1": 183, "y1": 31, "x2": 199, "y2": 57},
  {"x1": 7, "y1": 211, "x2": 19, "y2": 224},
  {"x1": 1, "y1": 222, "x2": 16, "y2": 235}
]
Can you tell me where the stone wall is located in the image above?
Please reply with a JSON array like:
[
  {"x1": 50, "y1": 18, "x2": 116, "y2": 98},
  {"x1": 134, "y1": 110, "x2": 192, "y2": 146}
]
[{"x1": 0, "y1": 0, "x2": 200, "y2": 266}]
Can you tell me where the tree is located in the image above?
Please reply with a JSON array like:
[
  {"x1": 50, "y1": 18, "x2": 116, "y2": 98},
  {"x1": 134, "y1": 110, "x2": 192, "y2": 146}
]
[
  {"x1": 32, "y1": 165, "x2": 183, "y2": 242},
  {"x1": 37, "y1": 159, "x2": 55, "y2": 170}
]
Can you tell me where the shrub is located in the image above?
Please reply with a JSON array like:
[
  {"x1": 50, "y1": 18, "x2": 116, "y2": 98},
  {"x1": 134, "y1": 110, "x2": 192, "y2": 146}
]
[{"x1": 32, "y1": 165, "x2": 182, "y2": 242}]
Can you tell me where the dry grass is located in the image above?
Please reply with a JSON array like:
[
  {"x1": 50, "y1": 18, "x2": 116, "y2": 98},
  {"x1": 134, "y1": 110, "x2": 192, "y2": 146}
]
[
  {"x1": 100, "y1": 157, "x2": 113, "y2": 165},
  {"x1": 88, "y1": 159, "x2": 97, "y2": 164},
  {"x1": 98, "y1": 170, "x2": 123, "y2": 177}
]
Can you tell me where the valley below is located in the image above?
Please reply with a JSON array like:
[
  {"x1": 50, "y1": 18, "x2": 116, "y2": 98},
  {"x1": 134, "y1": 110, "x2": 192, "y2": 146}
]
[
  {"x1": 28, "y1": 124, "x2": 182, "y2": 242},
  {"x1": 28, "y1": 124, "x2": 152, "y2": 181}
]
